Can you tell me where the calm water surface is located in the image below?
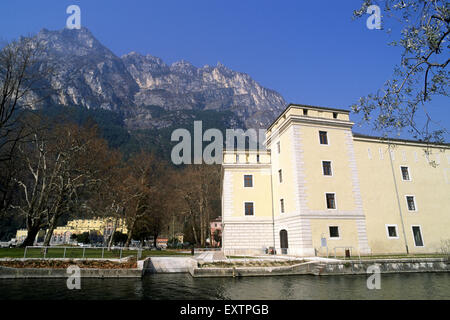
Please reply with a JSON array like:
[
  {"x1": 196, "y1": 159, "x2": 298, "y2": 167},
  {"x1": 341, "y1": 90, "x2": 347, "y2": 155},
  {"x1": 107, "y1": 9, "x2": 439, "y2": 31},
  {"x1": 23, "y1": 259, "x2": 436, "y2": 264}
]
[{"x1": 0, "y1": 273, "x2": 449, "y2": 300}]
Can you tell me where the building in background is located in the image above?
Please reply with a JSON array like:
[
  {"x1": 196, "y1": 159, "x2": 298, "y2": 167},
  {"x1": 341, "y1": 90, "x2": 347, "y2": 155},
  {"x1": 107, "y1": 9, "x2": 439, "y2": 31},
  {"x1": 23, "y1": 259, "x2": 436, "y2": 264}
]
[
  {"x1": 222, "y1": 104, "x2": 450, "y2": 256},
  {"x1": 15, "y1": 218, "x2": 128, "y2": 245},
  {"x1": 210, "y1": 216, "x2": 222, "y2": 247},
  {"x1": 175, "y1": 233, "x2": 184, "y2": 244},
  {"x1": 156, "y1": 238, "x2": 169, "y2": 248},
  {"x1": 15, "y1": 229, "x2": 29, "y2": 244}
]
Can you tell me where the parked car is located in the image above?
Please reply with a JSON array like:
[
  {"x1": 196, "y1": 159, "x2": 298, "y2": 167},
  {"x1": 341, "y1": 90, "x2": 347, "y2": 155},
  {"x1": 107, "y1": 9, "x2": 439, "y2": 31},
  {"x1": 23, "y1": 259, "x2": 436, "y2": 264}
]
[{"x1": 5, "y1": 239, "x2": 18, "y2": 248}]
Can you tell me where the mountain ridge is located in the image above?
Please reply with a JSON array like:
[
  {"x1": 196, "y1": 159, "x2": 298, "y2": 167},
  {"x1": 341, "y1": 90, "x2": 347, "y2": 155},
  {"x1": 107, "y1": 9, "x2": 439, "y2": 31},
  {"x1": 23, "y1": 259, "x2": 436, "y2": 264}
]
[{"x1": 28, "y1": 27, "x2": 287, "y2": 129}]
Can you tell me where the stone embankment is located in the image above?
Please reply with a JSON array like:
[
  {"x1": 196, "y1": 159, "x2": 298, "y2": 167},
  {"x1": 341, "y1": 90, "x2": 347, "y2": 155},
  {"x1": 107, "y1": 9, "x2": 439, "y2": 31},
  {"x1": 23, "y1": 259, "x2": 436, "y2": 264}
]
[
  {"x1": 142, "y1": 256, "x2": 449, "y2": 277},
  {"x1": 316, "y1": 258, "x2": 449, "y2": 276},
  {"x1": 0, "y1": 257, "x2": 143, "y2": 279},
  {"x1": 1, "y1": 256, "x2": 448, "y2": 279}
]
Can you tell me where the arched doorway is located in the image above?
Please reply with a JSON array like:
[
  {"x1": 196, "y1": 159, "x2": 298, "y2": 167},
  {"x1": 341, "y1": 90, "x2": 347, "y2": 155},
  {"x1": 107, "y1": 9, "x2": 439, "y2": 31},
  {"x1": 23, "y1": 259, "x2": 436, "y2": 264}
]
[{"x1": 280, "y1": 229, "x2": 288, "y2": 254}]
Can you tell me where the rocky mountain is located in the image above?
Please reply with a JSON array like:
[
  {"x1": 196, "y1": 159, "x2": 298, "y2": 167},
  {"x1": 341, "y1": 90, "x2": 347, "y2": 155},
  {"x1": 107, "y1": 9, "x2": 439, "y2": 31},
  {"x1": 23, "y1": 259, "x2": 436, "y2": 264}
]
[
  {"x1": 34, "y1": 28, "x2": 138, "y2": 112},
  {"x1": 29, "y1": 27, "x2": 286, "y2": 129}
]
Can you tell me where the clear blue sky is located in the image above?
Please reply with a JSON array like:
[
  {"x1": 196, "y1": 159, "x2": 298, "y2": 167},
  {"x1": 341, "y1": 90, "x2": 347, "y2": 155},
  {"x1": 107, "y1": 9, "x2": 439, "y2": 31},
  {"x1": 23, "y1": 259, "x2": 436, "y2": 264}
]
[{"x1": 0, "y1": 0, "x2": 448, "y2": 139}]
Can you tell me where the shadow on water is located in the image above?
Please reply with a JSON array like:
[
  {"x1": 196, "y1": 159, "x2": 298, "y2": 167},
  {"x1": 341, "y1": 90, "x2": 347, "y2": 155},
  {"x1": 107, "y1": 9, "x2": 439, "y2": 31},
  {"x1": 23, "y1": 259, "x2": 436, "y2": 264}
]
[{"x1": 0, "y1": 273, "x2": 449, "y2": 300}]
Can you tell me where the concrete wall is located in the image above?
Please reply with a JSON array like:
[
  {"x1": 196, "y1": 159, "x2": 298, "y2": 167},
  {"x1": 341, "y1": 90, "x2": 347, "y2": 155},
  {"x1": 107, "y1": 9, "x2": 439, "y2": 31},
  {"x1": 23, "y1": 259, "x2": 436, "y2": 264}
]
[
  {"x1": 190, "y1": 258, "x2": 449, "y2": 277},
  {"x1": 0, "y1": 266, "x2": 142, "y2": 278},
  {"x1": 223, "y1": 222, "x2": 273, "y2": 255},
  {"x1": 319, "y1": 258, "x2": 449, "y2": 275},
  {"x1": 0, "y1": 257, "x2": 143, "y2": 278},
  {"x1": 190, "y1": 261, "x2": 316, "y2": 278},
  {"x1": 143, "y1": 257, "x2": 197, "y2": 274}
]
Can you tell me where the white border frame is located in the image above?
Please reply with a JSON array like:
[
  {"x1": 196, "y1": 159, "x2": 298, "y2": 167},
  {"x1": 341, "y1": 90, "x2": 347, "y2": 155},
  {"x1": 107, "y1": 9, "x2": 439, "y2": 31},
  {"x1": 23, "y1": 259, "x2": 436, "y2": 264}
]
[
  {"x1": 405, "y1": 195, "x2": 418, "y2": 212},
  {"x1": 385, "y1": 224, "x2": 399, "y2": 239},
  {"x1": 400, "y1": 165, "x2": 412, "y2": 181},
  {"x1": 328, "y1": 225, "x2": 340, "y2": 240},
  {"x1": 243, "y1": 201, "x2": 255, "y2": 216},
  {"x1": 411, "y1": 225, "x2": 425, "y2": 247},
  {"x1": 318, "y1": 130, "x2": 330, "y2": 146},
  {"x1": 321, "y1": 160, "x2": 333, "y2": 177},
  {"x1": 325, "y1": 192, "x2": 337, "y2": 210},
  {"x1": 243, "y1": 174, "x2": 254, "y2": 188}
]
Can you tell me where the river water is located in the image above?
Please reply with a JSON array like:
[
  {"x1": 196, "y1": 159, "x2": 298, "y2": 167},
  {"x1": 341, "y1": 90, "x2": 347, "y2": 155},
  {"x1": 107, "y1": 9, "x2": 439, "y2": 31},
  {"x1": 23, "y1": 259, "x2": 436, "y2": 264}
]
[{"x1": 0, "y1": 273, "x2": 449, "y2": 300}]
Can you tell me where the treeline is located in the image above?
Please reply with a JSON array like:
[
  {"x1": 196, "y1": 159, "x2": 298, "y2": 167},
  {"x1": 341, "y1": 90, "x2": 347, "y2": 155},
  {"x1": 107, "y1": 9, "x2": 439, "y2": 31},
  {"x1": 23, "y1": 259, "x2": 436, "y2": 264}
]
[
  {"x1": 0, "y1": 35, "x2": 221, "y2": 247},
  {"x1": 0, "y1": 112, "x2": 220, "y2": 247}
]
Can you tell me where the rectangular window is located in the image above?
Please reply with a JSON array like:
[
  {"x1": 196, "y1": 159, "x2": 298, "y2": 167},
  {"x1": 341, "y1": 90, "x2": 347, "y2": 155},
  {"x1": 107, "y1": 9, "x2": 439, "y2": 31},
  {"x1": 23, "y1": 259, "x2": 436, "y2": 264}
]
[
  {"x1": 244, "y1": 202, "x2": 254, "y2": 216},
  {"x1": 412, "y1": 226, "x2": 424, "y2": 247},
  {"x1": 277, "y1": 142, "x2": 281, "y2": 154},
  {"x1": 280, "y1": 199, "x2": 285, "y2": 213},
  {"x1": 303, "y1": 109, "x2": 308, "y2": 115},
  {"x1": 278, "y1": 169, "x2": 283, "y2": 183},
  {"x1": 387, "y1": 225, "x2": 398, "y2": 238},
  {"x1": 333, "y1": 112, "x2": 338, "y2": 119},
  {"x1": 244, "y1": 175, "x2": 253, "y2": 187},
  {"x1": 256, "y1": 154, "x2": 260, "y2": 163},
  {"x1": 329, "y1": 226, "x2": 339, "y2": 238},
  {"x1": 401, "y1": 166, "x2": 410, "y2": 181},
  {"x1": 406, "y1": 196, "x2": 416, "y2": 211},
  {"x1": 326, "y1": 193, "x2": 336, "y2": 209},
  {"x1": 319, "y1": 131, "x2": 328, "y2": 145},
  {"x1": 322, "y1": 161, "x2": 332, "y2": 176}
]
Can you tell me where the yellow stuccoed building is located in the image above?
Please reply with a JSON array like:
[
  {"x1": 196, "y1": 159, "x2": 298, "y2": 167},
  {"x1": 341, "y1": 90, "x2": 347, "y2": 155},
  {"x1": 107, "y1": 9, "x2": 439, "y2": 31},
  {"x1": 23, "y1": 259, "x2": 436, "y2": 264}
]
[
  {"x1": 16, "y1": 218, "x2": 127, "y2": 244},
  {"x1": 222, "y1": 104, "x2": 450, "y2": 256}
]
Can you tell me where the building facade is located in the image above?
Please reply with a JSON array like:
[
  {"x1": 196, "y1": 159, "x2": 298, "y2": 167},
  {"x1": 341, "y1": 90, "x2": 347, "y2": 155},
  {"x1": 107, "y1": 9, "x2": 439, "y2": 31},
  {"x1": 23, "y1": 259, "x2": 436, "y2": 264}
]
[
  {"x1": 16, "y1": 218, "x2": 128, "y2": 245},
  {"x1": 210, "y1": 216, "x2": 222, "y2": 247},
  {"x1": 222, "y1": 104, "x2": 450, "y2": 256}
]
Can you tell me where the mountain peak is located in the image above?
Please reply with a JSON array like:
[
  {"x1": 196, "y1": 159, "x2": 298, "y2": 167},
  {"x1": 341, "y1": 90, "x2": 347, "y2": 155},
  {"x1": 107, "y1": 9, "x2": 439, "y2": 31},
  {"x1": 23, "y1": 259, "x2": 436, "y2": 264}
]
[
  {"x1": 171, "y1": 59, "x2": 195, "y2": 67},
  {"x1": 38, "y1": 26, "x2": 93, "y2": 38},
  {"x1": 27, "y1": 27, "x2": 286, "y2": 129},
  {"x1": 170, "y1": 60, "x2": 197, "y2": 75},
  {"x1": 35, "y1": 26, "x2": 112, "y2": 57}
]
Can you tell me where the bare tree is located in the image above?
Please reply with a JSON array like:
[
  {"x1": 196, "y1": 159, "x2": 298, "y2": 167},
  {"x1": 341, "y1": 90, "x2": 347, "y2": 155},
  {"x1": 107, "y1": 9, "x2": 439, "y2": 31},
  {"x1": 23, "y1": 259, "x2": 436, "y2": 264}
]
[
  {"x1": 13, "y1": 121, "x2": 113, "y2": 247},
  {"x1": 176, "y1": 165, "x2": 221, "y2": 247},
  {"x1": 121, "y1": 152, "x2": 169, "y2": 248},
  {"x1": 0, "y1": 36, "x2": 55, "y2": 216},
  {"x1": 0, "y1": 37, "x2": 53, "y2": 162},
  {"x1": 352, "y1": 0, "x2": 449, "y2": 142},
  {"x1": 90, "y1": 167, "x2": 128, "y2": 250},
  {"x1": 41, "y1": 123, "x2": 117, "y2": 246}
]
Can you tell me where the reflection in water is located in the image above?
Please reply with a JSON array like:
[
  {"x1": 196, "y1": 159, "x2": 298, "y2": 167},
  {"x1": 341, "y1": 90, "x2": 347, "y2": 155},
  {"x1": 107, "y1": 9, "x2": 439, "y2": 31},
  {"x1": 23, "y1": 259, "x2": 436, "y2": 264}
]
[{"x1": 0, "y1": 273, "x2": 449, "y2": 300}]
